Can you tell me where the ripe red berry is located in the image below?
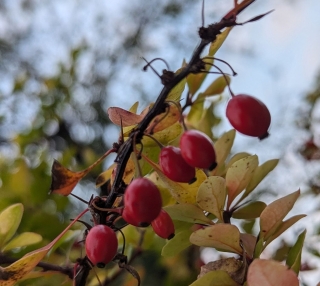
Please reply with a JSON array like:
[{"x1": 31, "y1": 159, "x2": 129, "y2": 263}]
[
  {"x1": 85, "y1": 225, "x2": 118, "y2": 268},
  {"x1": 151, "y1": 209, "x2": 175, "y2": 240},
  {"x1": 226, "y1": 94, "x2": 271, "y2": 139},
  {"x1": 159, "y1": 146, "x2": 196, "y2": 183},
  {"x1": 180, "y1": 130, "x2": 217, "y2": 170},
  {"x1": 122, "y1": 178, "x2": 162, "y2": 227}
]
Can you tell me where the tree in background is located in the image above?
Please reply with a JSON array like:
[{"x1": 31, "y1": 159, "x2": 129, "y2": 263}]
[{"x1": 0, "y1": 1, "x2": 317, "y2": 285}]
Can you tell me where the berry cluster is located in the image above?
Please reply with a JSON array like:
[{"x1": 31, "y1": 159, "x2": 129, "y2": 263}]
[
  {"x1": 122, "y1": 178, "x2": 175, "y2": 238},
  {"x1": 160, "y1": 130, "x2": 217, "y2": 183}
]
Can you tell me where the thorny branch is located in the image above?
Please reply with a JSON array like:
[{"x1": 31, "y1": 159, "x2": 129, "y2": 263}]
[{"x1": 105, "y1": 0, "x2": 256, "y2": 208}]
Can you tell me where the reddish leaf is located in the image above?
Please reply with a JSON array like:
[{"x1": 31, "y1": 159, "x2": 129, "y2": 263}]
[
  {"x1": 107, "y1": 107, "x2": 145, "y2": 126},
  {"x1": 247, "y1": 259, "x2": 299, "y2": 286}
]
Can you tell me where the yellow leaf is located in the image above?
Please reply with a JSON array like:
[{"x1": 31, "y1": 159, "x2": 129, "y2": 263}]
[
  {"x1": 226, "y1": 155, "x2": 258, "y2": 208},
  {"x1": 0, "y1": 209, "x2": 88, "y2": 285},
  {"x1": 197, "y1": 176, "x2": 227, "y2": 221},
  {"x1": 3, "y1": 232, "x2": 42, "y2": 252},
  {"x1": 142, "y1": 154, "x2": 207, "y2": 204},
  {"x1": 164, "y1": 204, "x2": 214, "y2": 225},
  {"x1": 209, "y1": 27, "x2": 233, "y2": 56},
  {"x1": 190, "y1": 224, "x2": 242, "y2": 254},
  {"x1": 161, "y1": 228, "x2": 193, "y2": 257},
  {"x1": 0, "y1": 204, "x2": 24, "y2": 249}
]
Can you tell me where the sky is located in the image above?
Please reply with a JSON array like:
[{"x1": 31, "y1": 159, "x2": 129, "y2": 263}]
[{"x1": 1, "y1": 0, "x2": 320, "y2": 284}]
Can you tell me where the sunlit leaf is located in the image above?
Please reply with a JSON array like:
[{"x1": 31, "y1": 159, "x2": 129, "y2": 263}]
[
  {"x1": 260, "y1": 190, "x2": 300, "y2": 240},
  {"x1": 0, "y1": 209, "x2": 88, "y2": 285},
  {"x1": 147, "y1": 172, "x2": 176, "y2": 206},
  {"x1": 167, "y1": 77, "x2": 186, "y2": 100},
  {"x1": 241, "y1": 159, "x2": 279, "y2": 201},
  {"x1": 213, "y1": 129, "x2": 236, "y2": 167},
  {"x1": 161, "y1": 228, "x2": 193, "y2": 257},
  {"x1": 266, "y1": 214, "x2": 306, "y2": 246},
  {"x1": 142, "y1": 121, "x2": 183, "y2": 147},
  {"x1": 232, "y1": 201, "x2": 266, "y2": 220},
  {"x1": 247, "y1": 259, "x2": 299, "y2": 286},
  {"x1": 129, "y1": 101, "x2": 139, "y2": 113},
  {"x1": 187, "y1": 57, "x2": 214, "y2": 96},
  {"x1": 187, "y1": 101, "x2": 204, "y2": 126},
  {"x1": 164, "y1": 204, "x2": 213, "y2": 225},
  {"x1": 0, "y1": 204, "x2": 24, "y2": 249},
  {"x1": 225, "y1": 153, "x2": 252, "y2": 171},
  {"x1": 198, "y1": 75, "x2": 231, "y2": 99},
  {"x1": 286, "y1": 229, "x2": 306, "y2": 274},
  {"x1": 197, "y1": 176, "x2": 227, "y2": 221},
  {"x1": 190, "y1": 224, "x2": 242, "y2": 254},
  {"x1": 190, "y1": 270, "x2": 240, "y2": 286},
  {"x1": 196, "y1": 103, "x2": 221, "y2": 139},
  {"x1": 226, "y1": 155, "x2": 258, "y2": 208},
  {"x1": 2, "y1": 232, "x2": 42, "y2": 252},
  {"x1": 209, "y1": 27, "x2": 233, "y2": 56},
  {"x1": 142, "y1": 154, "x2": 206, "y2": 204},
  {"x1": 145, "y1": 103, "x2": 181, "y2": 134}
]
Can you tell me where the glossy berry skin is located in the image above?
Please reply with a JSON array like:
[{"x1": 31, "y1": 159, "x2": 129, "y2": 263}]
[
  {"x1": 180, "y1": 130, "x2": 217, "y2": 171},
  {"x1": 151, "y1": 209, "x2": 175, "y2": 240},
  {"x1": 85, "y1": 225, "x2": 118, "y2": 268},
  {"x1": 226, "y1": 94, "x2": 271, "y2": 139},
  {"x1": 123, "y1": 178, "x2": 162, "y2": 227},
  {"x1": 159, "y1": 146, "x2": 196, "y2": 183}
]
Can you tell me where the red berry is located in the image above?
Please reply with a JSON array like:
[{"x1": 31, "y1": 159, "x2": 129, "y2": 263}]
[
  {"x1": 85, "y1": 225, "x2": 118, "y2": 268},
  {"x1": 180, "y1": 130, "x2": 217, "y2": 170},
  {"x1": 151, "y1": 209, "x2": 175, "y2": 240},
  {"x1": 226, "y1": 94, "x2": 271, "y2": 139},
  {"x1": 159, "y1": 146, "x2": 196, "y2": 183},
  {"x1": 122, "y1": 178, "x2": 162, "y2": 227}
]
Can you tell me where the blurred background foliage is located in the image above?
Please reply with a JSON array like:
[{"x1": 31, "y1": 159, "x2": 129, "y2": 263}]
[{"x1": 0, "y1": 0, "x2": 320, "y2": 285}]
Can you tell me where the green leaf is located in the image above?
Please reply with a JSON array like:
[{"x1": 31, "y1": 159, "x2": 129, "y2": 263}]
[
  {"x1": 226, "y1": 155, "x2": 258, "y2": 208},
  {"x1": 187, "y1": 100, "x2": 205, "y2": 125},
  {"x1": 253, "y1": 236, "x2": 264, "y2": 258},
  {"x1": 197, "y1": 176, "x2": 227, "y2": 221},
  {"x1": 0, "y1": 204, "x2": 24, "y2": 249},
  {"x1": 196, "y1": 103, "x2": 221, "y2": 139},
  {"x1": 286, "y1": 229, "x2": 306, "y2": 274},
  {"x1": 209, "y1": 27, "x2": 233, "y2": 56},
  {"x1": 47, "y1": 230, "x2": 82, "y2": 257},
  {"x1": 167, "y1": 77, "x2": 186, "y2": 100},
  {"x1": 241, "y1": 159, "x2": 279, "y2": 201},
  {"x1": 260, "y1": 190, "x2": 300, "y2": 240},
  {"x1": 190, "y1": 224, "x2": 242, "y2": 254},
  {"x1": 2, "y1": 232, "x2": 42, "y2": 252},
  {"x1": 232, "y1": 201, "x2": 266, "y2": 220},
  {"x1": 198, "y1": 75, "x2": 231, "y2": 99},
  {"x1": 161, "y1": 228, "x2": 193, "y2": 257},
  {"x1": 164, "y1": 204, "x2": 213, "y2": 225},
  {"x1": 190, "y1": 270, "x2": 240, "y2": 286}
]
